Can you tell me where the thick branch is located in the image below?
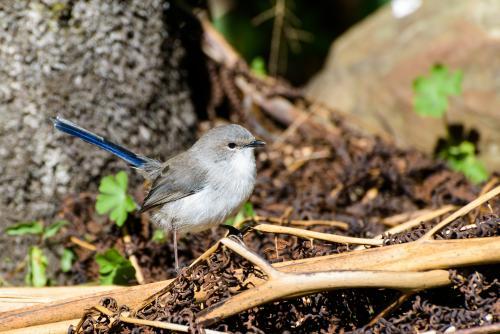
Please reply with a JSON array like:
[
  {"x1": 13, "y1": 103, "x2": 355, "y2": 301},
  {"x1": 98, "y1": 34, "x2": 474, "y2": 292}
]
[
  {"x1": 196, "y1": 235, "x2": 498, "y2": 325},
  {"x1": 4, "y1": 236, "x2": 498, "y2": 332},
  {"x1": 196, "y1": 269, "x2": 449, "y2": 326},
  {"x1": 274, "y1": 237, "x2": 500, "y2": 273},
  {"x1": 0, "y1": 281, "x2": 169, "y2": 332}
]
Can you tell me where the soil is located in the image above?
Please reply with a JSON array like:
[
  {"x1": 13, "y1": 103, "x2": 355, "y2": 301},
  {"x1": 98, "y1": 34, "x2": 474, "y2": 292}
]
[{"x1": 50, "y1": 113, "x2": 499, "y2": 332}]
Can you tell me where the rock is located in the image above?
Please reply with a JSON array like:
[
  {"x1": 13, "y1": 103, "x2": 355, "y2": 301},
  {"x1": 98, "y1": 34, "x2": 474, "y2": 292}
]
[
  {"x1": 306, "y1": 0, "x2": 500, "y2": 172},
  {"x1": 0, "y1": 0, "x2": 199, "y2": 224}
]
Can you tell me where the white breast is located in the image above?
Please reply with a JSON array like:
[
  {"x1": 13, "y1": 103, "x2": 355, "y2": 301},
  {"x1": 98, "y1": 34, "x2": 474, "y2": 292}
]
[{"x1": 154, "y1": 148, "x2": 257, "y2": 234}]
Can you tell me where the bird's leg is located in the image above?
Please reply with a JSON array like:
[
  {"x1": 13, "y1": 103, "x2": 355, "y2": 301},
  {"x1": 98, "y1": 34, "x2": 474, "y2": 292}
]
[{"x1": 173, "y1": 229, "x2": 179, "y2": 272}]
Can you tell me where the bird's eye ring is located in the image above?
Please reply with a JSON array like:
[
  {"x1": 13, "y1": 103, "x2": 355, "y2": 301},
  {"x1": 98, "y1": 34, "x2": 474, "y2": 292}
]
[{"x1": 228, "y1": 142, "x2": 236, "y2": 149}]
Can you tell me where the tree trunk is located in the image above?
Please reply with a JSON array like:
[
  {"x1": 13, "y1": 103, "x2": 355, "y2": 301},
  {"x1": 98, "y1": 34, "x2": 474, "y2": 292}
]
[{"x1": 0, "y1": 0, "x2": 201, "y2": 224}]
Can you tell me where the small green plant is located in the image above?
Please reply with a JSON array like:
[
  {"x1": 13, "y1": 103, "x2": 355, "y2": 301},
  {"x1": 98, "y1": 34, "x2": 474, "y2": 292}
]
[
  {"x1": 438, "y1": 141, "x2": 488, "y2": 184},
  {"x1": 94, "y1": 171, "x2": 139, "y2": 285},
  {"x1": 6, "y1": 220, "x2": 71, "y2": 286},
  {"x1": 95, "y1": 171, "x2": 136, "y2": 227},
  {"x1": 95, "y1": 248, "x2": 135, "y2": 285},
  {"x1": 60, "y1": 248, "x2": 76, "y2": 273},
  {"x1": 412, "y1": 64, "x2": 488, "y2": 184},
  {"x1": 6, "y1": 220, "x2": 68, "y2": 239},
  {"x1": 413, "y1": 64, "x2": 463, "y2": 117},
  {"x1": 250, "y1": 57, "x2": 267, "y2": 77},
  {"x1": 151, "y1": 229, "x2": 167, "y2": 244},
  {"x1": 225, "y1": 202, "x2": 256, "y2": 227},
  {"x1": 25, "y1": 246, "x2": 48, "y2": 287},
  {"x1": 6, "y1": 221, "x2": 44, "y2": 236}
]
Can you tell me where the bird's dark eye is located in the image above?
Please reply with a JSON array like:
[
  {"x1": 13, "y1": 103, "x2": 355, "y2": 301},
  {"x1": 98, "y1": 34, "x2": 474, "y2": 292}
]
[{"x1": 228, "y1": 142, "x2": 236, "y2": 149}]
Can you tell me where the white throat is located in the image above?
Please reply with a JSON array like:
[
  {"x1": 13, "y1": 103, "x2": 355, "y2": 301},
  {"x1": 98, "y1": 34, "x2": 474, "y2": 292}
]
[{"x1": 231, "y1": 148, "x2": 256, "y2": 177}]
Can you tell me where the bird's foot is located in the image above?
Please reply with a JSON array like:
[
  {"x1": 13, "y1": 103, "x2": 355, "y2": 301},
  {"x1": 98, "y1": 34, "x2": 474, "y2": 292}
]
[{"x1": 220, "y1": 224, "x2": 244, "y2": 239}]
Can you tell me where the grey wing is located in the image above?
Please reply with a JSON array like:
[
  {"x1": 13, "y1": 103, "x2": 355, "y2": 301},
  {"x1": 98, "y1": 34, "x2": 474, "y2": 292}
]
[{"x1": 139, "y1": 154, "x2": 208, "y2": 212}]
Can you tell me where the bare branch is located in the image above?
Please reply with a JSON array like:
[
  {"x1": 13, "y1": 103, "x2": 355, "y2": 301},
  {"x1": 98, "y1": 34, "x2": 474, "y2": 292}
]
[
  {"x1": 221, "y1": 237, "x2": 280, "y2": 279},
  {"x1": 421, "y1": 185, "x2": 500, "y2": 240},
  {"x1": 385, "y1": 205, "x2": 456, "y2": 236},
  {"x1": 93, "y1": 305, "x2": 225, "y2": 334},
  {"x1": 253, "y1": 223, "x2": 384, "y2": 246},
  {"x1": 0, "y1": 281, "x2": 169, "y2": 331},
  {"x1": 196, "y1": 269, "x2": 449, "y2": 326}
]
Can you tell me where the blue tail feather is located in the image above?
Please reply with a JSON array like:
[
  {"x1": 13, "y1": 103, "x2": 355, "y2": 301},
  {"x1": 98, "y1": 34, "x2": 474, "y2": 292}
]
[{"x1": 52, "y1": 116, "x2": 147, "y2": 168}]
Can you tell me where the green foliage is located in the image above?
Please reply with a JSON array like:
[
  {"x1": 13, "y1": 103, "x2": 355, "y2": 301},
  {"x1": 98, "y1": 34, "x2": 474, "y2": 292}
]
[
  {"x1": 25, "y1": 246, "x2": 48, "y2": 287},
  {"x1": 438, "y1": 141, "x2": 488, "y2": 184},
  {"x1": 42, "y1": 220, "x2": 68, "y2": 240},
  {"x1": 95, "y1": 171, "x2": 136, "y2": 227},
  {"x1": 6, "y1": 221, "x2": 44, "y2": 236},
  {"x1": 6, "y1": 220, "x2": 68, "y2": 239},
  {"x1": 60, "y1": 248, "x2": 75, "y2": 273},
  {"x1": 413, "y1": 64, "x2": 463, "y2": 117},
  {"x1": 95, "y1": 248, "x2": 135, "y2": 285},
  {"x1": 152, "y1": 229, "x2": 167, "y2": 244},
  {"x1": 250, "y1": 57, "x2": 267, "y2": 77},
  {"x1": 412, "y1": 64, "x2": 488, "y2": 183},
  {"x1": 225, "y1": 202, "x2": 256, "y2": 226},
  {"x1": 6, "y1": 219, "x2": 69, "y2": 286}
]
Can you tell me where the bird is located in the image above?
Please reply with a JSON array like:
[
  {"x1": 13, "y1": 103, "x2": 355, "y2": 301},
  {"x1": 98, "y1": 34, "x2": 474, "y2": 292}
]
[{"x1": 52, "y1": 116, "x2": 265, "y2": 270}]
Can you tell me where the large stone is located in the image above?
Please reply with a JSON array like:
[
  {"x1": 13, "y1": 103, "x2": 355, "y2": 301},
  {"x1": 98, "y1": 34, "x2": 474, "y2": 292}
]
[
  {"x1": 0, "y1": 0, "x2": 199, "y2": 224},
  {"x1": 306, "y1": 0, "x2": 500, "y2": 171}
]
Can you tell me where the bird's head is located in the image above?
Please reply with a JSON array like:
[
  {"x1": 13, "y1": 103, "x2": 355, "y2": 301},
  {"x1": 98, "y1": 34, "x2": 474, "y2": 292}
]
[{"x1": 191, "y1": 124, "x2": 265, "y2": 169}]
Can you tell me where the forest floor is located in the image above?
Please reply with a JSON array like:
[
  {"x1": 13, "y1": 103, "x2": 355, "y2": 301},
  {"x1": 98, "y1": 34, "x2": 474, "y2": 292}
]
[{"x1": 54, "y1": 111, "x2": 499, "y2": 333}]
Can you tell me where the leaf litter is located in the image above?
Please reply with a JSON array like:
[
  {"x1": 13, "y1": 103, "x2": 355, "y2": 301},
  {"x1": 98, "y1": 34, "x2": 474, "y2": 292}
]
[{"x1": 59, "y1": 112, "x2": 498, "y2": 333}]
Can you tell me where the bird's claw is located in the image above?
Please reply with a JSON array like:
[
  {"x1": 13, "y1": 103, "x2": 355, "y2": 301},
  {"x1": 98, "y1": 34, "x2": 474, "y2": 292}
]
[{"x1": 220, "y1": 224, "x2": 244, "y2": 239}]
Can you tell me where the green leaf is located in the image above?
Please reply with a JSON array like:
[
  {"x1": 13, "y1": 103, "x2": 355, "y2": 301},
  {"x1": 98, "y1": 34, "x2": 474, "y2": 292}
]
[
  {"x1": 25, "y1": 246, "x2": 48, "y2": 287},
  {"x1": 448, "y1": 155, "x2": 488, "y2": 184},
  {"x1": 60, "y1": 248, "x2": 75, "y2": 273},
  {"x1": 242, "y1": 202, "x2": 256, "y2": 217},
  {"x1": 460, "y1": 158, "x2": 488, "y2": 184},
  {"x1": 225, "y1": 202, "x2": 256, "y2": 226},
  {"x1": 250, "y1": 57, "x2": 267, "y2": 77},
  {"x1": 152, "y1": 229, "x2": 167, "y2": 243},
  {"x1": 95, "y1": 249, "x2": 135, "y2": 285},
  {"x1": 43, "y1": 220, "x2": 68, "y2": 240},
  {"x1": 95, "y1": 171, "x2": 136, "y2": 227},
  {"x1": 6, "y1": 221, "x2": 44, "y2": 236},
  {"x1": 439, "y1": 141, "x2": 489, "y2": 184},
  {"x1": 413, "y1": 64, "x2": 463, "y2": 117}
]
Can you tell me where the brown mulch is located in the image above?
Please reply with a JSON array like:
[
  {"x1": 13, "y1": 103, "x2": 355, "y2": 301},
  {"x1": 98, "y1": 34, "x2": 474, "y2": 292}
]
[{"x1": 59, "y1": 113, "x2": 498, "y2": 333}]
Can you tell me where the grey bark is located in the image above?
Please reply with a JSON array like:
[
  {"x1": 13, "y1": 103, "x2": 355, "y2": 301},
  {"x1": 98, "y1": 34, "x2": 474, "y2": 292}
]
[{"x1": 0, "y1": 0, "x2": 199, "y2": 225}]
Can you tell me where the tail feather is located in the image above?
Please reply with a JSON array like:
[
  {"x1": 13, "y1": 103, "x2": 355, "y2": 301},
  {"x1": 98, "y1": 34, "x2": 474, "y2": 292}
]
[{"x1": 52, "y1": 116, "x2": 149, "y2": 168}]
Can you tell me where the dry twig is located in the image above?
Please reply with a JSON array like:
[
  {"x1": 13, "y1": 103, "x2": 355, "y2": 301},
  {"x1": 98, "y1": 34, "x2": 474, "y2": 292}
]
[
  {"x1": 365, "y1": 292, "x2": 415, "y2": 327},
  {"x1": 122, "y1": 226, "x2": 145, "y2": 285},
  {"x1": 84, "y1": 305, "x2": 225, "y2": 334},
  {"x1": 239, "y1": 215, "x2": 349, "y2": 230},
  {"x1": 69, "y1": 236, "x2": 96, "y2": 252},
  {"x1": 253, "y1": 223, "x2": 383, "y2": 246},
  {"x1": 421, "y1": 185, "x2": 500, "y2": 240},
  {"x1": 384, "y1": 205, "x2": 456, "y2": 236}
]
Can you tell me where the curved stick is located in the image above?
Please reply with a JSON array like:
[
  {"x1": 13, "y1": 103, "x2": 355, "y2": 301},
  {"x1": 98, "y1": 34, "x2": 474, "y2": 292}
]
[
  {"x1": 253, "y1": 224, "x2": 383, "y2": 246},
  {"x1": 196, "y1": 270, "x2": 450, "y2": 326}
]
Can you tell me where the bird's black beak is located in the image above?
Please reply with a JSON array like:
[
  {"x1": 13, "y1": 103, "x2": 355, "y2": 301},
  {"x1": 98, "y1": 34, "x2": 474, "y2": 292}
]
[{"x1": 245, "y1": 139, "x2": 266, "y2": 148}]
